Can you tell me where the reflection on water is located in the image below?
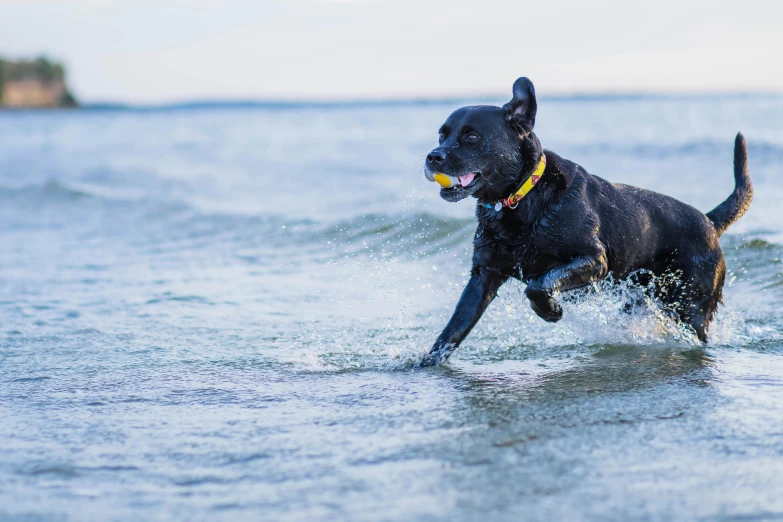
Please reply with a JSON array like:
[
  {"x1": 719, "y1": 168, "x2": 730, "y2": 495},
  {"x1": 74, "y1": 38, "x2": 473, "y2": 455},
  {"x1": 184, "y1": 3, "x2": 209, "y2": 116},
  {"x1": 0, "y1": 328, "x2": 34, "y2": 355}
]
[
  {"x1": 445, "y1": 346, "x2": 715, "y2": 431},
  {"x1": 460, "y1": 346, "x2": 714, "y2": 398}
]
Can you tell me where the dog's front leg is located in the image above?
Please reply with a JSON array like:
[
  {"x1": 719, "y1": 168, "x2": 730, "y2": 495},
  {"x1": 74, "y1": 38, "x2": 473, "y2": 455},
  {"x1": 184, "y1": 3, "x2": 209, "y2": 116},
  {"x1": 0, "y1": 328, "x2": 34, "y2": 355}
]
[
  {"x1": 525, "y1": 253, "x2": 608, "y2": 322},
  {"x1": 421, "y1": 267, "x2": 508, "y2": 366}
]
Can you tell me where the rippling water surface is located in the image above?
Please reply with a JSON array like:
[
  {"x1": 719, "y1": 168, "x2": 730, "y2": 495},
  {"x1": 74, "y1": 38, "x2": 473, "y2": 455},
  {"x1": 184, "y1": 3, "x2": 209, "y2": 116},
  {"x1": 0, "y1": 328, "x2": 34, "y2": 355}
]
[{"x1": 2, "y1": 96, "x2": 783, "y2": 521}]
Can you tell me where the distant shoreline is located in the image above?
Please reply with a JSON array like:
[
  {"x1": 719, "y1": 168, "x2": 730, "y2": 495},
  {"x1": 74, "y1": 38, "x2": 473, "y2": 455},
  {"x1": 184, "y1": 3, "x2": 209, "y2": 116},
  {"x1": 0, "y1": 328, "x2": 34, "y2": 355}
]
[
  {"x1": 61, "y1": 91, "x2": 783, "y2": 112},
  {"x1": 2, "y1": 89, "x2": 782, "y2": 113}
]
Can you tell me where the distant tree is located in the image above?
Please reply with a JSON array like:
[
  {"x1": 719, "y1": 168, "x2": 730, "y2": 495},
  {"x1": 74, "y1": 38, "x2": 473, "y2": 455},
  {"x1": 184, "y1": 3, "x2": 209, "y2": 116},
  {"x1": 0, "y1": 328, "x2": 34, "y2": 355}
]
[
  {"x1": 53, "y1": 63, "x2": 65, "y2": 81},
  {"x1": 62, "y1": 89, "x2": 78, "y2": 108},
  {"x1": 35, "y1": 56, "x2": 56, "y2": 82}
]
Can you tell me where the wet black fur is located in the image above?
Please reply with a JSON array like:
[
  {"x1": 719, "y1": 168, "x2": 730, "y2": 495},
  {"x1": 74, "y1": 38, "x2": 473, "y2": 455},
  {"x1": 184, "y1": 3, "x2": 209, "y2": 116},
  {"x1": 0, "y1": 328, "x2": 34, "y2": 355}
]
[{"x1": 421, "y1": 77, "x2": 753, "y2": 366}]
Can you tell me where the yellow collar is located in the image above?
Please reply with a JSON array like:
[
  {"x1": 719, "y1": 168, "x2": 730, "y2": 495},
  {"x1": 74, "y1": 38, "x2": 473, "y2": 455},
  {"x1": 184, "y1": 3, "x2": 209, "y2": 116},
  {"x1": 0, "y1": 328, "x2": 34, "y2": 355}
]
[{"x1": 487, "y1": 154, "x2": 547, "y2": 211}]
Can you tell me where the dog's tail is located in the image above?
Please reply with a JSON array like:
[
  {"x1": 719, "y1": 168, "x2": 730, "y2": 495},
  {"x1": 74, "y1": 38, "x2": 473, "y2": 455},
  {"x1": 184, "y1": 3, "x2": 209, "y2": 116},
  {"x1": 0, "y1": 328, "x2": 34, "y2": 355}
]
[{"x1": 706, "y1": 132, "x2": 753, "y2": 236}]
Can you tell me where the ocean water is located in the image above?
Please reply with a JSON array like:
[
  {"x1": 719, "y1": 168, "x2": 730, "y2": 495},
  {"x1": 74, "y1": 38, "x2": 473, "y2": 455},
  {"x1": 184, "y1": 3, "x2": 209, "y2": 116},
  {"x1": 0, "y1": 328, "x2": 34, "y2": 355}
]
[{"x1": 1, "y1": 95, "x2": 783, "y2": 521}]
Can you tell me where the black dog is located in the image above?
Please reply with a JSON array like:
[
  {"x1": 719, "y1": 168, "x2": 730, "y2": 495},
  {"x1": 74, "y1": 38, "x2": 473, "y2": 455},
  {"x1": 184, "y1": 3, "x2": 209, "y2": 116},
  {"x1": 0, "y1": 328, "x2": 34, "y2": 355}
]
[{"x1": 421, "y1": 77, "x2": 752, "y2": 366}]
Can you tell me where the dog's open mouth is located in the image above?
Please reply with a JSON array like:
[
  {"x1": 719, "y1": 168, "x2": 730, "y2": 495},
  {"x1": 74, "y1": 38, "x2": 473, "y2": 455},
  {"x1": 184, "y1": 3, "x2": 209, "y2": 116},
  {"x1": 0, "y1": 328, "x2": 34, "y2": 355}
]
[
  {"x1": 433, "y1": 172, "x2": 478, "y2": 189},
  {"x1": 432, "y1": 172, "x2": 481, "y2": 202},
  {"x1": 425, "y1": 168, "x2": 483, "y2": 202}
]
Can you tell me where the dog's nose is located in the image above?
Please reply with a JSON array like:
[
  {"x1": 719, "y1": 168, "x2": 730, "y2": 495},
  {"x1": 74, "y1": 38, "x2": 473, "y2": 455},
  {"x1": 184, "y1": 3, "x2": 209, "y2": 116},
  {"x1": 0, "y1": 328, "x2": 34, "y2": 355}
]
[{"x1": 427, "y1": 149, "x2": 446, "y2": 168}]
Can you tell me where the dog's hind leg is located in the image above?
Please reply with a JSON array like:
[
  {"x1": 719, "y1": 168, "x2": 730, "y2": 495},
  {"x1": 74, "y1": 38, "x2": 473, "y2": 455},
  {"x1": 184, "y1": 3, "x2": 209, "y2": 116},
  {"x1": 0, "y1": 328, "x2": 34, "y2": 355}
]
[
  {"x1": 685, "y1": 276, "x2": 724, "y2": 343},
  {"x1": 678, "y1": 292, "x2": 721, "y2": 342},
  {"x1": 621, "y1": 270, "x2": 654, "y2": 315},
  {"x1": 659, "y1": 250, "x2": 726, "y2": 342}
]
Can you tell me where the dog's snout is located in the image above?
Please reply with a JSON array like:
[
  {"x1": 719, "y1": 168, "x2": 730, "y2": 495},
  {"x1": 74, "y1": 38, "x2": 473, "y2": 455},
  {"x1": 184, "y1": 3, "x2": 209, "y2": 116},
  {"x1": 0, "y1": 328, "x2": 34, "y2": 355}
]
[{"x1": 427, "y1": 149, "x2": 446, "y2": 168}]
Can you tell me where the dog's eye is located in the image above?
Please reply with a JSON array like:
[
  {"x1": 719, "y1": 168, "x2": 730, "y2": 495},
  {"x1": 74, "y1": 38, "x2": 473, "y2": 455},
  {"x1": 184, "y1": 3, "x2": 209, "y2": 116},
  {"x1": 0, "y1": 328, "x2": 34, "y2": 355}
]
[
  {"x1": 438, "y1": 133, "x2": 445, "y2": 143},
  {"x1": 465, "y1": 134, "x2": 479, "y2": 142}
]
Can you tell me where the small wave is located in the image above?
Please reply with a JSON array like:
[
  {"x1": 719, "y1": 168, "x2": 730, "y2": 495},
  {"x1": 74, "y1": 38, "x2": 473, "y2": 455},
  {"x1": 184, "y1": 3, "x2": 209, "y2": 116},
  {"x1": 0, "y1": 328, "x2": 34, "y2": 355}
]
[
  {"x1": 18, "y1": 464, "x2": 79, "y2": 478},
  {"x1": 11, "y1": 376, "x2": 52, "y2": 383},
  {"x1": 308, "y1": 212, "x2": 474, "y2": 260},
  {"x1": 145, "y1": 294, "x2": 215, "y2": 306},
  {"x1": 0, "y1": 178, "x2": 474, "y2": 262},
  {"x1": 220, "y1": 452, "x2": 271, "y2": 466},
  {"x1": 739, "y1": 238, "x2": 777, "y2": 250},
  {"x1": 0, "y1": 180, "x2": 93, "y2": 202},
  {"x1": 17, "y1": 463, "x2": 139, "y2": 478},
  {"x1": 173, "y1": 475, "x2": 244, "y2": 487}
]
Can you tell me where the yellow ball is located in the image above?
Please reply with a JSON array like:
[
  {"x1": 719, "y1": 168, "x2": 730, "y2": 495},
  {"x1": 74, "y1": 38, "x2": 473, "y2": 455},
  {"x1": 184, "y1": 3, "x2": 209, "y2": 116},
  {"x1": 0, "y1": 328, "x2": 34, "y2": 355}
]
[{"x1": 433, "y1": 173, "x2": 453, "y2": 188}]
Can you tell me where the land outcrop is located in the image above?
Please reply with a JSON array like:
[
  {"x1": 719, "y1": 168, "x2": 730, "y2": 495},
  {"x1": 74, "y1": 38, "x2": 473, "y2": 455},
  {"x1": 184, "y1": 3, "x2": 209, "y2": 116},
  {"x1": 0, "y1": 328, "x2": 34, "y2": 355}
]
[{"x1": 0, "y1": 57, "x2": 78, "y2": 108}]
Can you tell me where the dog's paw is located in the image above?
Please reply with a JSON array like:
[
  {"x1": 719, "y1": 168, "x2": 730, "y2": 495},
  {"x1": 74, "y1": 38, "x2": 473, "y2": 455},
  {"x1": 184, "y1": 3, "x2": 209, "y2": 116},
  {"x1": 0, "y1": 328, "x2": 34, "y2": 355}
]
[
  {"x1": 418, "y1": 353, "x2": 440, "y2": 367},
  {"x1": 419, "y1": 342, "x2": 455, "y2": 367},
  {"x1": 530, "y1": 298, "x2": 563, "y2": 322},
  {"x1": 525, "y1": 287, "x2": 563, "y2": 322}
]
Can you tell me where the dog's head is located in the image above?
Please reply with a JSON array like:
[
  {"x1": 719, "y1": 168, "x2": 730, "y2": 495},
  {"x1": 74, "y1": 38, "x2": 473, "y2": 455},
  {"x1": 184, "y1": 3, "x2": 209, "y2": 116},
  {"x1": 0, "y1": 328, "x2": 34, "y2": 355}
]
[{"x1": 424, "y1": 77, "x2": 543, "y2": 203}]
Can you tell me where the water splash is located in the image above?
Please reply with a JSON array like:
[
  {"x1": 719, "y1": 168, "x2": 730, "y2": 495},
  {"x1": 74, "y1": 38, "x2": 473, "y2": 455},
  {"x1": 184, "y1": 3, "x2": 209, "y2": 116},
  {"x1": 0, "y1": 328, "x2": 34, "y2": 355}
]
[{"x1": 285, "y1": 258, "x2": 783, "y2": 373}]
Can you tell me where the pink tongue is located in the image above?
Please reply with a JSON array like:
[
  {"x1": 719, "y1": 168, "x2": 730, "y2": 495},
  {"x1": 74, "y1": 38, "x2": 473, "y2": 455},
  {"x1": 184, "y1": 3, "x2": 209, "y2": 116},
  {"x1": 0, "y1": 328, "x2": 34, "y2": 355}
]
[{"x1": 459, "y1": 173, "x2": 475, "y2": 187}]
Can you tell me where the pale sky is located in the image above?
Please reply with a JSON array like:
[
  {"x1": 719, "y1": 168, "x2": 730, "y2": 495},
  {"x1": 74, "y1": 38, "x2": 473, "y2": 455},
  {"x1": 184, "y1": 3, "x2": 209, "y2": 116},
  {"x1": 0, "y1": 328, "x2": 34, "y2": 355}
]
[{"x1": 1, "y1": 0, "x2": 782, "y2": 103}]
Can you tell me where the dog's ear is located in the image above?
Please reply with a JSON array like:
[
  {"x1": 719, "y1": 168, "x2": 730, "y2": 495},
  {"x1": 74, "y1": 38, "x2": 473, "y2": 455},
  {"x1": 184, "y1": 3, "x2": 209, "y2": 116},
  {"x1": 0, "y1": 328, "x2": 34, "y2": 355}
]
[{"x1": 502, "y1": 77, "x2": 537, "y2": 136}]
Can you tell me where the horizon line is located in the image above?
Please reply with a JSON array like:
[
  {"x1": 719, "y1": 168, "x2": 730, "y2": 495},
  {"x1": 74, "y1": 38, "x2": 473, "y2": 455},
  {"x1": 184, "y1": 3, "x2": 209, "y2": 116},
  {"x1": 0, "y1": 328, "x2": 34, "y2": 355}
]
[
  {"x1": 77, "y1": 90, "x2": 783, "y2": 110},
  {"x1": 2, "y1": 90, "x2": 781, "y2": 112}
]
